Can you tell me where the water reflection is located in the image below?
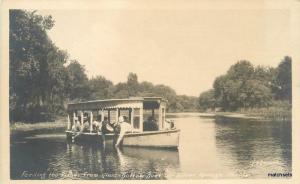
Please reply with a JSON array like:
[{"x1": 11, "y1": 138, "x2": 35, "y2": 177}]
[
  {"x1": 11, "y1": 113, "x2": 292, "y2": 179},
  {"x1": 64, "y1": 142, "x2": 180, "y2": 179},
  {"x1": 11, "y1": 137, "x2": 180, "y2": 180},
  {"x1": 214, "y1": 117, "x2": 292, "y2": 178}
]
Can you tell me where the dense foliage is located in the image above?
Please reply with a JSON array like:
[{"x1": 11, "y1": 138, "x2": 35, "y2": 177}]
[
  {"x1": 9, "y1": 10, "x2": 199, "y2": 122},
  {"x1": 9, "y1": 10, "x2": 291, "y2": 122},
  {"x1": 10, "y1": 10, "x2": 69, "y2": 122},
  {"x1": 199, "y1": 58, "x2": 292, "y2": 111}
]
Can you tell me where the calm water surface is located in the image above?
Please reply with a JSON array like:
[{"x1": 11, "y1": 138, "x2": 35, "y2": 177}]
[{"x1": 11, "y1": 113, "x2": 292, "y2": 179}]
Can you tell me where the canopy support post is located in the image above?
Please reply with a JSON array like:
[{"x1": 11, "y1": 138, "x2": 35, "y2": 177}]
[
  {"x1": 159, "y1": 106, "x2": 162, "y2": 130},
  {"x1": 139, "y1": 107, "x2": 143, "y2": 132},
  {"x1": 90, "y1": 111, "x2": 93, "y2": 133},
  {"x1": 67, "y1": 113, "x2": 71, "y2": 130},
  {"x1": 73, "y1": 112, "x2": 76, "y2": 129},
  {"x1": 108, "y1": 110, "x2": 111, "y2": 123},
  {"x1": 101, "y1": 109, "x2": 104, "y2": 122},
  {"x1": 116, "y1": 108, "x2": 119, "y2": 122},
  {"x1": 130, "y1": 109, "x2": 133, "y2": 125},
  {"x1": 130, "y1": 108, "x2": 134, "y2": 132},
  {"x1": 80, "y1": 111, "x2": 83, "y2": 126},
  {"x1": 162, "y1": 108, "x2": 165, "y2": 129}
]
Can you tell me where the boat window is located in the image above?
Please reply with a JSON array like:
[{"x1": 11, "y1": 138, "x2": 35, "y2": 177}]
[
  {"x1": 109, "y1": 109, "x2": 117, "y2": 123},
  {"x1": 143, "y1": 109, "x2": 159, "y2": 122},
  {"x1": 76, "y1": 111, "x2": 83, "y2": 124},
  {"x1": 133, "y1": 108, "x2": 140, "y2": 129},
  {"x1": 143, "y1": 109, "x2": 159, "y2": 131},
  {"x1": 119, "y1": 109, "x2": 130, "y2": 122},
  {"x1": 92, "y1": 110, "x2": 101, "y2": 122},
  {"x1": 103, "y1": 110, "x2": 109, "y2": 121}
]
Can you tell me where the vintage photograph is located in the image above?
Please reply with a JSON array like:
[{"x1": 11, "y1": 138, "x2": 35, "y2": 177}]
[{"x1": 5, "y1": 0, "x2": 297, "y2": 181}]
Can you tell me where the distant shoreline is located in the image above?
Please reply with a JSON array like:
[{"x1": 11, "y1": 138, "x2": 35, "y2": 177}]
[
  {"x1": 167, "y1": 112, "x2": 258, "y2": 119},
  {"x1": 167, "y1": 111, "x2": 291, "y2": 121},
  {"x1": 10, "y1": 118, "x2": 66, "y2": 136},
  {"x1": 11, "y1": 110, "x2": 291, "y2": 135}
]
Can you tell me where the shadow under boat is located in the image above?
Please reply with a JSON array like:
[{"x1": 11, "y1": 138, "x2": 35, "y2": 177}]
[{"x1": 66, "y1": 140, "x2": 180, "y2": 166}]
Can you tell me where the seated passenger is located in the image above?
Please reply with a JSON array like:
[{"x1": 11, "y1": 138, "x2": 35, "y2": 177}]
[
  {"x1": 92, "y1": 115, "x2": 101, "y2": 132},
  {"x1": 81, "y1": 116, "x2": 90, "y2": 132},
  {"x1": 143, "y1": 116, "x2": 158, "y2": 131},
  {"x1": 165, "y1": 120, "x2": 175, "y2": 130},
  {"x1": 72, "y1": 117, "x2": 81, "y2": 132}
]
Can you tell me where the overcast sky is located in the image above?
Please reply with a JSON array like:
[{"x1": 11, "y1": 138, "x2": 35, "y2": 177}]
[{"x1": 38, "y1": 1, "x2": 295, "y2": 96}]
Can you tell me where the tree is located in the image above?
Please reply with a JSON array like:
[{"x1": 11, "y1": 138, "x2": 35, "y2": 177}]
[
  {"x1": 112, "y1": 82, "x2": 130, "y2": 98},
  {"x1": 9, "y1": 10, "x2": 68, "y2": 122},
  {"x1": 208, "y1": 60, "x2": 274, "y2": 111},
  {"x1": 152, "y1": 84, "x2": 177, "y2": 111},
  {"x1": 176, "y1": 95, "x2": 200, "y2": 111},
  {"x1": 138, "y1": 81, "x2": 155, "y2": 96},
  {"x1": 66, "y1": 60, "x2": 89, "y2": 101},
  {"x1": 127, "y1": 72, "x2": 139, "y2": 97},
  {"x1": 213, "y1": 75, "x2": 240, "y2": 110},
  {"x1": 274, "y1": 56, "x2": 292, "y2": 102},
  {"x1": 239, "y1": 80, "x2": 272, "y2": 108},
  {"x1": 10, "y1": 10, "x2": 202, "y2": 122},
  {"x1": 222, "y1": 79, "x2": 242, "y2": 110},
  {"x1": 227, "y1": 60, "x2": 254, "y2": 81},
  {"x1": 198, "y1": 89, "x2": 216, "y2": 111},
  {"x1": 88, "y1": 76, "x2": 113, "y2": 100}
]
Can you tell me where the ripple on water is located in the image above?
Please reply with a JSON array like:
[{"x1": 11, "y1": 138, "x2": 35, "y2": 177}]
[{"x1": 11, "y1": 114, "x2": 292, "y2": 179}]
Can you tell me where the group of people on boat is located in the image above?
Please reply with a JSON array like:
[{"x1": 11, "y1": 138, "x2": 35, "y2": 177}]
[
  {"x1": 70, "y1": 112, "x2": 175, "y2": 147},
  {"x1": 71, "y1": 114, "x2": 132, "y2": 147}
]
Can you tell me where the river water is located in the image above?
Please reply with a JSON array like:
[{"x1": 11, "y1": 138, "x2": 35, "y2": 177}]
[{"x1": 10, "y1": 113, "x2": 292, "y2": 179}]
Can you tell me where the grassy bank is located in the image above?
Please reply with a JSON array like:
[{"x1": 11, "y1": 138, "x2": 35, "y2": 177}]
[
  {"x1": 238, "y1": 108, "x2": 291, "y2": 121},
  {"x1": 213, "y1": 105, "x2": 291, "y2": 121},
  {"x1": 214, "y1": 112, "x2": 259, "y2": 119},
  {"x1": 239, "y1": 101, "x2": 291, "y2": 121},
  {"x1": 10, "y1": 117, "x2": 67, "y2": 134}
]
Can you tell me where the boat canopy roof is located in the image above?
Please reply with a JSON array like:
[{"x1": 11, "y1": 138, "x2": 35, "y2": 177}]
[{"x1": 68, "y1": 97, "x2": 167, "y2": 111}]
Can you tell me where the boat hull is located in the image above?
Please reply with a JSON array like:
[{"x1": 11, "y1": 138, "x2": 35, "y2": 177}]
[{"x1": 66, "y1": 129, "x2": 180, "y2": 149}]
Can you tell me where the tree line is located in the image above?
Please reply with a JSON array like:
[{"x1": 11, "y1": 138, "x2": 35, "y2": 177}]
[
  {"x1": 198, "y1": 57, "x2": 292, "y2": 111},
  {"x1": 9, "y1": 10, "x2": 199, "y2": 122},
  {"x1": 9, "y1": 10, "x2": 291, "y2": 122}
]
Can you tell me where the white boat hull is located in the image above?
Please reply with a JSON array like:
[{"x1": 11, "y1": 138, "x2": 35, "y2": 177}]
[
  {"x1": 66, "y1": 129, "x2": 180, "y2": 149},
  {"x1": 122, "y1": 130, "x2": 180, "y2": 148}
]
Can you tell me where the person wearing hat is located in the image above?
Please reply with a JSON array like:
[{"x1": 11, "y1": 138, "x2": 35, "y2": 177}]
[
  {"x1": 100, "y1": 117, "x2": 115, "y2": 145},
  {"x1": 72, "y1": 116, "x2": 81, "y2": 132},
  {"x1": 92, "y1": 115, "x2": 101, "y2": 133},
  {"x1": 115, "y1": 116, "x2": 132, "y2": 147},
  {"x1": 81, "y1": 115, "x2": 90, "y2": 132}
]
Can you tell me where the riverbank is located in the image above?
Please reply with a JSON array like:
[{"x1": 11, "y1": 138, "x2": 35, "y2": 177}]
[
  {"x1": 168, "y1": 108, "x2": 291, "y2": 121},
  {"x1": 212, "y1": 108, "x2": 291, "y2": 121},
  {"x1": 214, "y1": 112, "x2": 260, "y2": 119},
  {"x1": 167, "y1": 112, "x2": 263, "y2": 120},
  {"x1": 10, "y1": 117, "x2": 67, "y2": 135}
]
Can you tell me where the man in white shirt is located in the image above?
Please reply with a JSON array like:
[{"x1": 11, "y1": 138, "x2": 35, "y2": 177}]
[{"x1": 115, "y1": 116, "x2": 132, "y2": 147}]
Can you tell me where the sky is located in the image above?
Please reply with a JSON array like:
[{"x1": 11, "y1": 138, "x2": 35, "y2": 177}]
[{"x1": 38, "y1": 1, "x2": 295, "y2": 96}]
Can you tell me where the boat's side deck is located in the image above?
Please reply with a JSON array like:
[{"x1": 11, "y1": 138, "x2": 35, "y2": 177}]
[
  {"x1": 66, "y1": 129, "x2": 180, "y2": 148},
  {"x1": 66, "y1": 128, "x2": 180, "y2": 136}
]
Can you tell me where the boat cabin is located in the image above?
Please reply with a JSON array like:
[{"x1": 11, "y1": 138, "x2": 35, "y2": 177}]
[{"x1": 67, "y1": 97, "x2": 168, "y2": 133}]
